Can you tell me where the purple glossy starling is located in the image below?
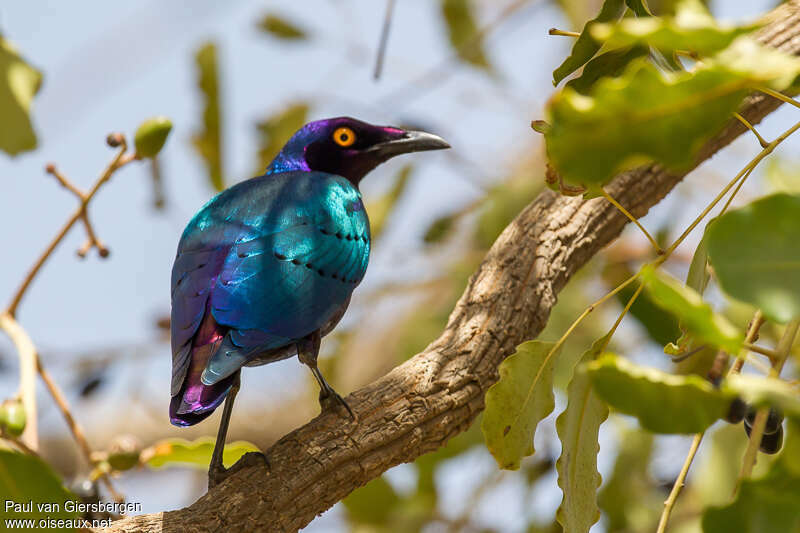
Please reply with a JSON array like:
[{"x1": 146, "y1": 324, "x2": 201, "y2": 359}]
[{"x1": 169, "y1": 117, "x2": 449, "y2": 486}]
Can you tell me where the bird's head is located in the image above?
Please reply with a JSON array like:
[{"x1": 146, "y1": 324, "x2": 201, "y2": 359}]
[{"x1": 266, "y1": 117, "x2": 450, "y2": 186}]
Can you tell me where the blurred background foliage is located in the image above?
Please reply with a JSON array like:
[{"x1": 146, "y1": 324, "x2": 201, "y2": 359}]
[{"x1": 0, "y1": 0, "x2": 797, "y2": 532}]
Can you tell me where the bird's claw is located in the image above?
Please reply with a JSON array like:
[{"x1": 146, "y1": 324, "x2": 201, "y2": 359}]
[
  {"x1": 319, "y1": 388, "x2": 356, "y2": 421},
  {"x1": 208, "y1": 451, "x2": 269, "y2": 489}
]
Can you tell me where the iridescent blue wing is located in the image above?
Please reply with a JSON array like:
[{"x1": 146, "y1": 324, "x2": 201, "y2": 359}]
[{"x1": 168, "y1": 172, "x2": 370, "y2": 388}]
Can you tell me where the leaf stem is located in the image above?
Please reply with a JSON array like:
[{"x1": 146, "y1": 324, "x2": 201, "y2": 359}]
[
  {"x1": 656, "y1": 311, "x2": 764, "y2": 533},
  {"x1": 600, "y1": 283, "x2": 644, "y2": 353},
  {"x1": 733, "y1": 113, "x2": 769, "y2": 148},
  {"x1": 737, "y1": 318, "x2": 800, "y2": 486},
  {"x1": 759, "y1": 86, "x2": 800, "y2": 111},
  {"x1": 661, "y1": 118, "x2": 800, "y2": 260},
  {"x1": 742, "y1": 342, "x2": 778, "y2": 361},
  {"x1": 601, "y1": 189, "x2": 663, "y2": 254},
  {"x1": 548, "y1": 28, "x2": 580, "y2": 38}
]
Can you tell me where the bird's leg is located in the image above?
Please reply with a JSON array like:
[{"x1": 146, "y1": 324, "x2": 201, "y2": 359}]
[
  {"x1": 208, "y1": 372, "x2": 239, "y2": 488},
  {"x1": 297, "y1": 330, "x2": 356, "y2": 420},
  {"x1": 208, "y1": 373, "x2": 268, "y2": 490}
]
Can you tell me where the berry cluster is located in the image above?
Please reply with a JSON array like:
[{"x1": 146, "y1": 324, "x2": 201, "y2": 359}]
[{"x1": 724, "y1": 397, "x2": 784, "y2": 454}]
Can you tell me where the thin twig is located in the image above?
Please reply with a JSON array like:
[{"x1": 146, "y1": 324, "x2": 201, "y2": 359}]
[
  {"x1": 548, "y1": 28, "x2": 579, "y2": 37},
  {"x1": 600, "y1": 283, "x2": 644, "y2": 353},
  {"x1": 733, "y1": 113, "x2": 769, "y2": 148},
  {"x1": 373, "y1": 0, "x2": 396, "y2": 80},
  {"x1": 7, "y1": 136, "x2": 134, "y2": 317},
  {"x1": 1, "y1": 432, "x2": 41, "y2": 458},
  {"x1": 656, "y1": 312, "x2": 764, "y2": 533},
  {"x1": 759, "y1": 86, "x2": 800, "y2": 110},
  {"x1": 660, "y1": 119, "x2": 800, "y2": 260},
  {"x1": 737, "y1": 318, "x2": 800, "y2": 486},
  {"x1": 0, "y1": 313, "x2": 38, "y2": 450},
  {"x1": 743, "y1": 342, "x2": 779, "y2": 361},
  {"x1": 601, "y1": 189, "x2": 663, "y2": 254}
]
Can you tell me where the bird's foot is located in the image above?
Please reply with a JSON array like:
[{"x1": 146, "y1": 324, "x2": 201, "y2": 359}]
[
  {"x1": 319, "y1": 388, "x2": 356, "y2": 421},
  {"x1": 208, "y1": 451, "x2": 269, "y2": 489}
]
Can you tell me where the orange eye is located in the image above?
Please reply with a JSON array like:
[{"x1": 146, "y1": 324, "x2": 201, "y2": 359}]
[{"x1": 332, "y1": 127, "x2": 356, "y2": 147}]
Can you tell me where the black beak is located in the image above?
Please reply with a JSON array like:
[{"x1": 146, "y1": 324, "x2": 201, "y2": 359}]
[{"x1": 371, "y1": 130, "x2": 450, "y2": 158}]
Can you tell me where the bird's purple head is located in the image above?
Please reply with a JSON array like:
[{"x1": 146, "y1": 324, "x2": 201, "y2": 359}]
[{"x1": 266, "y1": 117, "x2": 450, "y2": 185}]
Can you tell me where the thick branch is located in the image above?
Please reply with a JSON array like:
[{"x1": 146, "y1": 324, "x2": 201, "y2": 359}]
[{"x1": 102, "y1": 3, "x2": 800, "y2": 531}]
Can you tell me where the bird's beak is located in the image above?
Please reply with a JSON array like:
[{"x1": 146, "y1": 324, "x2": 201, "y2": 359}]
[{"x1": 371, "y1": 130, "x2": 450, "y2": 158}]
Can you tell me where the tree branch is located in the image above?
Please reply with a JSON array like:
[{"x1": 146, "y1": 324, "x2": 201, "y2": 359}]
[{"x1": 100, "y1": 3, "x2": 800, "y2": 531}]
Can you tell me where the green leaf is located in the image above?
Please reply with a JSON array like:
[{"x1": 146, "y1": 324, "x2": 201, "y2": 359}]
[
  {"x1": 687, "y1": 228, "x2": 710, "y2": 293},
  {"x1": 587, "y1": 353, "x2": 734, "y2": 433},
  {"x1": 625, "y1": 0, "x2": 653, "y2": 17},
  {"x1": 0, "y1": 450, "x2": 79, "y2": 526},
  {"x1": 641, "y1": 266, "x2": 743, "y2": 353},
  {"x1": 544, "y1": 40, "x2": 800, "y2": 191},
  {"x1": 367, "y1": 164, "x2": 414, "y2": 240},
  {"x1": 342, "y1": 475, "x2": 401, "y2": 526},
  {"x1": 555, "y1": 336, "x2": 610, "y2": 533},
  {"x1": 605, "y1": 263, "x2": 681, "y2": 346},
  {"x1": 702, "y1": 422, "x2": 800, "y2": 533},
  {"x1": 552, "y1": 0, "x2": 626, "y2": 86},
  {"x1": 0, "y1": 36, "x2": 42, "y2": 156},
  {"x1": 725, "y1": 374, "x2": 800, "y2": 421},
  {"x1": 565, "y1": 46, "x2": 648, "y2": 95},
  {"x1": 598, "y1": 427, "x2": 660, "y2": 532},
  {"x1": 257, "y1": 14, "x2": 307, "y2": 40},
  {"x1": 591, "y1": 0, "x2": 756, "y2": 55},
  {"x1": 764, "y1": 157, "x2": 800, "y2": 195},
  {"x1": 423, "y1": 212, "x2": 458, "y2": 244},
  {"x1": 482, "y1": 341, "x2": 560, "y2": 470},
  {"x1": 192, "y1": 42, "x2": 224, "y2": 192},
  {"x1": 144, "y1": 437, "x2": 259, "y2": 469},
  {"x1": 256, "y1": 102, "x2": 309, "y2": 173},
  {"x1": 707, "y1": 193, "x2": 800, "y2": 324},
  {"x1": 440, "y1": 0, "x2": 491, "y2": 70},
  {"x1": 134, "y1": 116, "x2": 173, "y2": 159}
]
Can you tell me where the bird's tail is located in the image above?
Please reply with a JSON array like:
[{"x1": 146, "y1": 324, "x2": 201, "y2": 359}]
[{"x1": 169, "y1": 313, "x2": 235, "y2": 427}]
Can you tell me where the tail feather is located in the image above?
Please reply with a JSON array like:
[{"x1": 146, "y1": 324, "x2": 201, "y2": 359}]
[{"x1": 169, "y1": 306, "x2": 234, "y2": 427}]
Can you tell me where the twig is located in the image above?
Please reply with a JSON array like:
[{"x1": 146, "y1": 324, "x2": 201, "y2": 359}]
[
  {"x1": 759, "y1": 86, "x2": 800, "y2": 110},
  {"x1": 737, "y1": 318, "x2": 800, "y2": 486},
  {"x1": 660, "y1": 118, "x2": 800, "y2": 260},
  {"x1": 1, "y1": 133, "x2": 135, "y2": 501},
  {"x1": 743, "y1": 342, "x2": 779, "y2": 361},
  {"x1": 600, "y1": 283, "x2": 644, "y2": 353},
  {"x1": 1, "y1": 432, "x2": 41, "y2": 458},
  {"x1": 601, "y1": 189, "x2": 663, "y2": 254},
  {"x1": 656, "y1": 312, "x2": 764, "y2": 533},
  {"x1": 37, "y1": 357, "x2": 123, "y2": 502},
  {"x1": 373, "y1": 0, "x2": 396, "y2": 80},
  {"x1": 733, "y1": 112, "x2": 769, "y2": 148},
  {"x1": 548, "y1": 28, "x2": 579, "y2": 37},
  {"x1": 0, "y1": 313, "x2": 38, "y2": 450},
  {"x1": 7, "y1": 134, "x2": 134, "y2": 317}
]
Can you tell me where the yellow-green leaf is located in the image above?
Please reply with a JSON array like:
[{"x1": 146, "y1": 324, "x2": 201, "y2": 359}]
[
  {"x1": 591, "y1": 0, "x2": 757, "y2": 56},
  {"x1": 565, "y1": 46, "x2": 648, "y2": 95},
  {"x1": 134, "y1": 116, "x2": 173, "y2": 159},
  {"x1": 440, "y1": 0, "x2": 491, "y2": 70},
  {"x1": 555, "y1": 335, "x2": 610, "y2": 533},
  {"x1": 707, "y1": 193, "x2": 800, "y2": 324},
  {"x1": 703, "y1": 421, "x2": 800, "y2": 532},
  {"x1": 256, "y1": 102, "x2": 309, "y2": 173},
  {"x1": 587, "y1": 353, "x2": 735, "y2": 433},
  {"x1": 258, "y1": 14, "x2": 307, "y2": 40},
  {"x1": 482, "y1": 341, "x2": 560, "y2": 470},
  {"x1": 0, "y1": 450, "x2": 79, "y2": 526},
  {"x1": 552, "y1": 0, "x2": 626, "y2": 86},
  {"x1": 366, "y1": 164, "x2": 414, "y2": 240},
  {"x1": 145, "y1": 437, "x2": 259, "y2": 469},
  {"x1": 544, "y1": 40, "x2": 800, "y2": 192},
  {"x1": 725, "y1": 374, "x2": 800, "y2": 421},
  {"x1": 0, "y1": 36, "x2": 42, "y2": 156},
  {"x1": 192, "y1": 42, "x2": 224, "y2": 191},
  {"x1": 641, "y1": 266, "x2": 743, "y2": 353}
]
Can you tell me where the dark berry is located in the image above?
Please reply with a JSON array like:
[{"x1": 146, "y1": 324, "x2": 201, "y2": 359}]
[
  {"x1": 759, "y1": 425, "x2": 784, "y2": 454},
  {"x1": 744, "y1": 406, "x2": 783, "y2": 434},
  {"x1": 725, "y1": 397, "x2": 747, "y2": 424}
]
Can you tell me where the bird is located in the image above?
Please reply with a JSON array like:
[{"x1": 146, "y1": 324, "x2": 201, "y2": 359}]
[{"x1": 168, "y1": 117, "x2": 449, "y2": 487}]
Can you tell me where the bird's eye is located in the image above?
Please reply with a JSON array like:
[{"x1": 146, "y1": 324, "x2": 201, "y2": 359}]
[{"x1": 332, "y1": 127, "x2": 356, "y2": 147}]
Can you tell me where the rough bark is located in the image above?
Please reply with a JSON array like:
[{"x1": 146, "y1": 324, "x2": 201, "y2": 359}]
[{"x1": 101, "y1": 3, "x2": 800, "y2": 531}]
